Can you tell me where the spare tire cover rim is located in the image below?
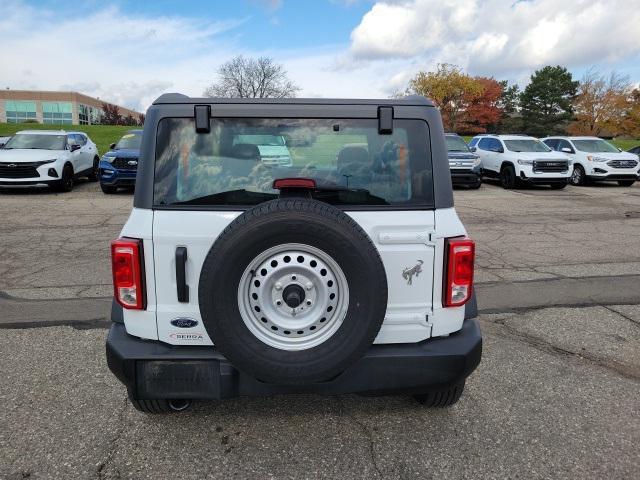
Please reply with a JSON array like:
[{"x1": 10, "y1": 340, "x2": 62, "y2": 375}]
[{"x1": 238, "y1": 243, "x2": 349, "y2": 351}]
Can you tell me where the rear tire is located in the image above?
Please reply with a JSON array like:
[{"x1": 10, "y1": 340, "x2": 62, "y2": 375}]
[
  {"x1": 54, "y1": 164, "x2": 74, "y2": 192},
  {"x1": 618, "y1": 180, "x2": 635, "y2": 187},
  {"x1": 100, "y1": 183, "x2": 117, "y2": 194},
  {"x1": 88, "y1": 157, "x2": 100, "y2": 181},
  {"x1": 414, "y1": 381, "x2": 465, "y2": 408},
  {"x1": 500, "y1": 165, "x2": 516, "y2": 189},
  {"x1": 570, "y1": 165, "x2": 585, "y2": 186}
]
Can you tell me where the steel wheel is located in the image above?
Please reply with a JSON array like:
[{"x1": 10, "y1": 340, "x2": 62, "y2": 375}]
[{"x1": 238, "y1": 243, "x2": 349, "y2": 351}]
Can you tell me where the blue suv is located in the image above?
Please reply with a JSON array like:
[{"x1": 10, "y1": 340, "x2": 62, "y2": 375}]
[{"x1": 99, "y1": 130, "x2": 142, "y2": 194}]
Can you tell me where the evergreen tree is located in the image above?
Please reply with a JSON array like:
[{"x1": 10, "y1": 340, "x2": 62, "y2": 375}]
[
  {"x1": 495, "y1": 80, "x2": 521, "y2": 134},
  {"x1": 520, "y1": 66, "x2": 578, "y2": 136}
]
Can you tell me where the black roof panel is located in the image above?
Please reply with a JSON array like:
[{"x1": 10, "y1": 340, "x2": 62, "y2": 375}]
[{"x1": 152, "y1": 92, "x2": 434, "y2": 107}]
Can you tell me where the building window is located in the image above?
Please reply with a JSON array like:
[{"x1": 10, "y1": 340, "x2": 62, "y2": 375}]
[
  {"x1": 42, "y1": 102, "x2": 73, "y2": 124},
  {"x1": 79, "y1": 104, "x2": 89, "y2": 125},
  {"x1": 90, "y1": 106, "x2": 103, "y2": 124},
  {"x1": 5, "y1": 101, "x2": 37, "y2": 123},
  {"x1": 92, "y1": 106, "x2": 104, "y2": 124},
  {"x1": 79, "y1": 104, "x2": 103, "y2": 125}
]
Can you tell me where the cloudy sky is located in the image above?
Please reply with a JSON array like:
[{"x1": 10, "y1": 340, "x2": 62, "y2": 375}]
[{"x1": 1, "y1": 0, "x2": 639, "y2": 112}]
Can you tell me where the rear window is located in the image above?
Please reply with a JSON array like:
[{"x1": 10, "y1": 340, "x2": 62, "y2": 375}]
[{"x1": 153, "y1": 118, "x2": 433, "y2": 208}]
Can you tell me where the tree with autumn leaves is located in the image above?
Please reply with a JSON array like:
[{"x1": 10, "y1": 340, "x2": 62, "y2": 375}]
[
  {"x1": 100, "y1": 102, "x2": 144, "y2": 126},
  {"x1": 407, "y1": 64, "x2": 510, "y2": 134},
  {"x1": 622, "y1": 89, "x2": 640, "y2": 138},
  {"x1": 568, "y1": 68, "x2": 640, "y2": 138},
  {"x1": 403, "y1": 63, "x2": 640, "y2": 139},
  {"x1": 458, "y1": 77, "x2": 503, "y2": 134}
]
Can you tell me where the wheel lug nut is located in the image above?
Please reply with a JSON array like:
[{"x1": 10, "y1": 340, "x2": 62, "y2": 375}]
[
  {"x1": 305, "y1": 282, "x2": 313, "y2": 290},
  {"x1": 276, "y1": 300, "x2": 282, "y2": 306},
  {"x1": 306, "y1": 300, "x2": 312, "y2": 305},
  {"x1": 274, "y1": 283, "x2": 283, "y2": 291},
  {"x1": 291, "y1": 275, "x2": 297, "y2": 280}
]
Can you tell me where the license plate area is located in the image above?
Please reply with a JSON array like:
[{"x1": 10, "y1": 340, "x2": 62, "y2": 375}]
[{"x1": 136, "y1": 360, "x2": 221, "y2": 399}]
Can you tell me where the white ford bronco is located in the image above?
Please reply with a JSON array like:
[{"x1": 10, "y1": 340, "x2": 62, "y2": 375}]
[{"x1": 106, "y1": 94, "x2": 481, "y2": 413}]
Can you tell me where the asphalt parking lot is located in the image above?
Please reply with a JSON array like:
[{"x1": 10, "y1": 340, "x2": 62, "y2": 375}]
[{"x1": 1, "y1": 180, "x2": 639, "y2": 479}]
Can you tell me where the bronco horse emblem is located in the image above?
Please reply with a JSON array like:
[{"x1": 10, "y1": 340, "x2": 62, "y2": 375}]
[{"x1": 402, "y1": 260, "x2": 424, "y2": 285}]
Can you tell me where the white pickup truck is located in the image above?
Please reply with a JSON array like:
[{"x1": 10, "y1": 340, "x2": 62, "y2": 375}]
[{"x1": 106, "y1": 95, "x2": 482, "y2": 413}]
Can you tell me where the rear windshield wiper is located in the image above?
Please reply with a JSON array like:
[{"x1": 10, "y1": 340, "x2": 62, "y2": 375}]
[
  {"x1": 169, "y1": 189, "x2": 277, "y2": 206},
  {"x1": 299, "y1": 181, "x2": 390, "y2": 205},
  {"x1": 164, "y1": 184, "x2": 390, "y2": 207}
]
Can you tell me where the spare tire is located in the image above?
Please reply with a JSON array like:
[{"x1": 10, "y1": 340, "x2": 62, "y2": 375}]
[{"x1": 198, "y1": 198, "x2": 388, "y2": 384}]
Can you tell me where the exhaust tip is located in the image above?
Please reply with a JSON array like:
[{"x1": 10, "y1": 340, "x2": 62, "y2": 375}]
[{"x1": 168, "y1": 399, "x2": 192, "y2": 412}]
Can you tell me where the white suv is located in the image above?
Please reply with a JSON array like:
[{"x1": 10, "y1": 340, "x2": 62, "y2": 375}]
[
  {"x1": 105, "y1": 94, "x2": 482, "y2": 413},
  {"x1": 542, "y1": 136, "x2": 639, "y2": 187},
  {"x1": 469, "y1": 134, "x2": 571, "y2": 189},
  {"x1": 0, "y1": 130, "x2": 99, "y2": 192}
]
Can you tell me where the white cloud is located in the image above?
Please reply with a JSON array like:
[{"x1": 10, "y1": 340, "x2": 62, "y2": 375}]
[
  {"x1": 348, "y1": 0, "x2": 640, "y2": 76},
  {"x1": 59, "y1": 81, "x2": 174, "y2": 114},
  {"x1": 0, "y1": 1, "x2": 404, "y2": 107},
  {"x1": 1, "y1": 0, "x2": 639, "y2": 109},
  {"x1": 350, "y1": 0, "x2": 478, "y2": 59},
  {"x1": 285, "y1": 51, "x2": 408, "y2": 98},
  {"x1": 0, "y1": 1, "x2": 246, "y2": 111}
]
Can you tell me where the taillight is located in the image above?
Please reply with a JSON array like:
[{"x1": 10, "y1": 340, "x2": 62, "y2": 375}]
[
  {"x1": 111, "y1": 238, "x2": 146, "y2": 310},
  {"x1": 444, "y1": 237, "x2": 475, "y2": 307}
]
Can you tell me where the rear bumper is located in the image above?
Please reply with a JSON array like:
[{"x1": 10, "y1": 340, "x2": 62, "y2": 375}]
[{"x1": 106, "y1": 318, "x2": 482, "y2": 399}]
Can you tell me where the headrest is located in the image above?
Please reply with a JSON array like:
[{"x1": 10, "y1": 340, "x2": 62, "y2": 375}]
[{"x1": 337, "y1": 145, "x2": 369, "y2": 171}]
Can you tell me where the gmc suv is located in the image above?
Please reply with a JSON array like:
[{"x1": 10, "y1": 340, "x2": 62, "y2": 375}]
[{"x1": 469, "y1": 134, "x2": 571, "y2": 189}]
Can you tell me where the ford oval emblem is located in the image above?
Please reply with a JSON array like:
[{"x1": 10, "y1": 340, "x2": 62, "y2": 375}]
[{"x1": 170, "y1": 318, "x2": 199, "y2": 328}]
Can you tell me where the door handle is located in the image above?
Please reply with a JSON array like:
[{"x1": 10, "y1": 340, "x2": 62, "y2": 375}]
[{"x1": 175, "y1": 246, "x2": 189, "y2": 302}]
